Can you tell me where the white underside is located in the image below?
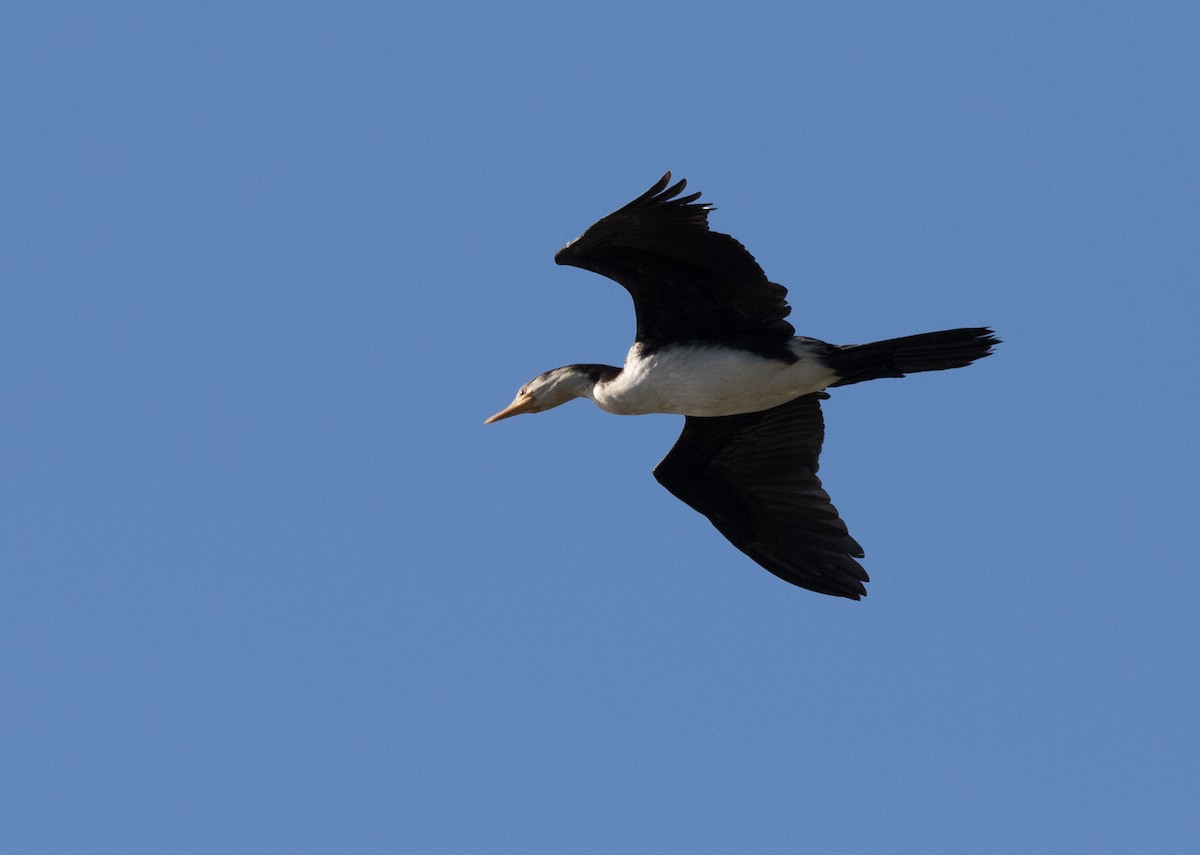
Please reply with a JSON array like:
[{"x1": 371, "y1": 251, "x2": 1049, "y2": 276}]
[{"x1": 591, "y1": 339, "x2": 838, "y2": 417}]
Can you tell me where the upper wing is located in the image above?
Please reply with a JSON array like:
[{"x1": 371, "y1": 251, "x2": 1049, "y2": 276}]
[
  {"x1": 653, "y1": 393, "x2": 868, "y2": 599},
  {"x1": 554, "y1": 173, "x2": 796, "y2": 348}
]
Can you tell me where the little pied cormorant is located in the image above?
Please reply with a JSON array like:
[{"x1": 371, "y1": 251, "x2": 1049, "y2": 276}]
[{"x1": 486, "y1": 173, "x2": 998, "y2": 599}]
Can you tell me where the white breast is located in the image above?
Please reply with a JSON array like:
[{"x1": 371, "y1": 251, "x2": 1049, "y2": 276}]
[{"x1": 591, "y1": 339, "x2": 838, "y2": 417}]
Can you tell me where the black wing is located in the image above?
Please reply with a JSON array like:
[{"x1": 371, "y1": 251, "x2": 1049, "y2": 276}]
[
  {"x1": 653, "y1": 393, "x2": 868, "y2": 599},
  {"x1": 554, "y1": 173, "x2": 796, "y2": 349}
]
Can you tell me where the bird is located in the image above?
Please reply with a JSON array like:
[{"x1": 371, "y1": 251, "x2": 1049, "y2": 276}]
[{"x1": 486, "y1": 173, "x2": 998, "y2": 599}]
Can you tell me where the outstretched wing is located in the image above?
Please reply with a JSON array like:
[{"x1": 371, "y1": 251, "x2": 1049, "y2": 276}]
[
  {"x1": 554, "y1": 173, "x2": 796, "y2": 349},
  {"x1": 653, "y1": 393, "x2": 868, "y2": 599}
]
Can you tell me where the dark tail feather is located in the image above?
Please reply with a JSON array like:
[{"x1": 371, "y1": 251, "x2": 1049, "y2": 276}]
[{"x1": 827, "y1": 327, "x2": 1000, "y2": 387}]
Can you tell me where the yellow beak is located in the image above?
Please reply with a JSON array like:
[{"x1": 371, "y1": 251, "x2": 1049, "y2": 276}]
[{"x1": 484, "y1": 393, "x2": 540, "y2": 425}]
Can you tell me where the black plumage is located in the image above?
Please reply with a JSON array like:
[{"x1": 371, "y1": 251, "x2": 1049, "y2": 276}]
[
  {"x1": 555, "y1": 173, "x2": 796, "y2": 356},
  {"x1": 489, "y1": 173, "x2": 999, "y2": 598},
  {"x1": 654, "y1": 392, "x2": 869, "y2": 599}
]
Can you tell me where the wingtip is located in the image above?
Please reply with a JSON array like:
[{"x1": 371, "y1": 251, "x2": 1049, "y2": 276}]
[{"x1": 646, "y1": 171, "x2": 681, "y2": 201}]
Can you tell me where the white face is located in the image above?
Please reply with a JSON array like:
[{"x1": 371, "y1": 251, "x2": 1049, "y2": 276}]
[
  {"x1": 485, "y1": 367, "x2": 592, "y2": 425},
  {"x1": 523, "y1": 368, "x2": 581, "y2": 406}
]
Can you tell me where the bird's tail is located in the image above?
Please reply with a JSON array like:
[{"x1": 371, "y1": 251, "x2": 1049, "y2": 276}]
[{"x1": 826, "y1": 327, "x2": 999, "y2": 387}]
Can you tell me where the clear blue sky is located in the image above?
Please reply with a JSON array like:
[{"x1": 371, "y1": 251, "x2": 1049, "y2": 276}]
[{"x1": 2, "y1": 1, "x2": 1197, "y2": 852}]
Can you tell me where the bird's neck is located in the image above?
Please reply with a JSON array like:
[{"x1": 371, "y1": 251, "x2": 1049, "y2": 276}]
[{"x1": 563, "y1": 363, "x2": 622, "y2": 399}]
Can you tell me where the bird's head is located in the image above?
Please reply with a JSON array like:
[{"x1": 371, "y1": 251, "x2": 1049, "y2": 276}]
[{"x1": 485, "y1": 364, "x2": 610, "y2": 425}]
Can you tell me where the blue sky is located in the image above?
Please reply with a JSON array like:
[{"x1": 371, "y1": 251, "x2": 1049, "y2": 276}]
[{"x1": 2, "y1": 1, "x2": 1197, "y2": 852}]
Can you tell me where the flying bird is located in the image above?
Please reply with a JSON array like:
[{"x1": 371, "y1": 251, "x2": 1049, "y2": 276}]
[{"x1": 486, "y1": 173, "x2": 998, "y2": 599}]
